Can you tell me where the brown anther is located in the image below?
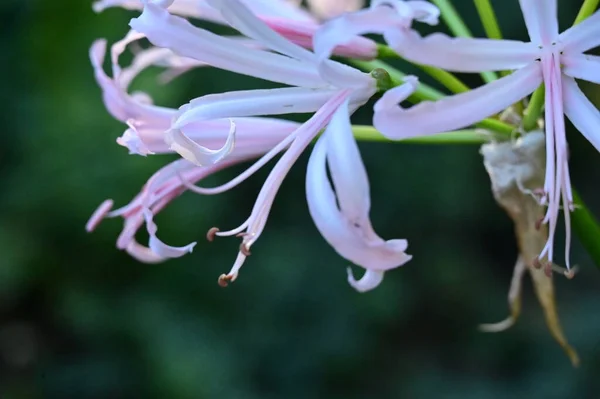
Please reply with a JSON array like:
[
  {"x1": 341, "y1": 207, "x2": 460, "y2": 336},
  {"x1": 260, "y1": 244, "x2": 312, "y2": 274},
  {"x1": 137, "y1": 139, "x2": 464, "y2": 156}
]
[
  {"x1": 218, "y1": 274, "x2": 232, "y2": 287},
  {"x1": 532, "y1": 257, "x2": 542, "y2": 269},
  {"x1": 544, "y1": 263, "x2": 553, "y2": 278},
  {"x1": 206, "y1": 227, "x2": 220, "y2": 242},
  {"x1": 239, "y1": 242, "x2": 252, "y2": 256},
  {"x1": 564, "y1": 269, "x2": 575, "y2": 280},
  {"x1": 535, "y1": 217, "x2": 544, "y2": 231}
]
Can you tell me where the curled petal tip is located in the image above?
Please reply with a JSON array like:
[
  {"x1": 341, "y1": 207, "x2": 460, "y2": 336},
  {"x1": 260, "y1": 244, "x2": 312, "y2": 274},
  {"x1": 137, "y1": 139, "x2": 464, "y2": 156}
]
[
  {"x1": 347, "y1": 268, "x2": 384, "y2": 293},
  {"x1": 165, "y1": 121, "x2": 235, "y2": 166},
  {"x1": 86, "y1": 199, "x2": 114, "y2": 232}
]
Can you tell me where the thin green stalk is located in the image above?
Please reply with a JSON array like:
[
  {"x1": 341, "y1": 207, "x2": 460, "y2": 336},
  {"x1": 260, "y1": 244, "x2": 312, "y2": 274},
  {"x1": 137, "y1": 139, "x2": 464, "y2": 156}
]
[
  {"x1": 417, "y1": 64, "x2": 470, "y2": 93},
  {"x1": 574, "y1": 0, "x2": 599, "y2": 25},
  {"x1": 522, "y1": 85, "x2": 545, "y2": 131},
  {"x1": 352, "y1": 126, "x2": 488, "y2": 144},
  {"x1": 349, "y1": 59, "x2": 445, "y2": 102},
  {"x1": 473, "y1": 0, "x2": 502, "y2": 39},
  {"x1": 476, "y1": 118, "x2": 514, "y2": 135},
  {"x1": 350, "y1": 59, "x2": 515, "y2": 136},
  {"x1": 376, "y1": 44, "x2": 470, "y2": 94},
  {"x1": 431, "y1": 0, "x2": 498, "y2": 83},
  {"x1": 572, "y1": 190, "x2": 600, "y2": 271}
]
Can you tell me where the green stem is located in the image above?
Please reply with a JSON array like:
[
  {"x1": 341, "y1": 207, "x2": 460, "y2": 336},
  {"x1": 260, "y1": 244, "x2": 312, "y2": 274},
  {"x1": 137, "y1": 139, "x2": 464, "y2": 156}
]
[
  {"x1": 416, "y1": 64, "x2": 470, "y2": 93},
  {"x1": 572, "y1": 190, "x2": 600, "y2": 271},
  {"x1": 574, "y1": 0, "x2": 599, "y2": 25},
  {"x1": 473, "y1": 0, "x2": 502, "y2": 39},
  {"x1": 352, "y1": 126, "x2": 488, "y2": 144},
  {"x1": 431, "y1": 0, "x2": 498, "y2": 83},
  {"x1": 522, "y1": 85, "x2": 545, "y2": 131},
  {"x1": 349, "y1": 59, "x2": 445, "y2": 101},
  {"x1": 350, "y1": 59, "x2": 515, "y2": 136},
  {"x1": 376, "y1": 44, "x2": 470, "y2": 94}
]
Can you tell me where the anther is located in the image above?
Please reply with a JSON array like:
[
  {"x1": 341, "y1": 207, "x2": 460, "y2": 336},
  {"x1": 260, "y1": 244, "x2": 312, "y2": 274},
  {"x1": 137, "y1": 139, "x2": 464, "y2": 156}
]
[
  {"x1": 207, "y1": 227, "x2": 220, "y2": 242},
  {"x1": 544, "y1": 263, "x2": 553, "y2": 278},
  {"x1": 535, "y1": 217, "x2": 544, "y2": 231},
  {"x1": 532, "y1": 257, "x2": 542, "y2": 269},
  {"x1": 239, "y1": 242, "x2": 251, "y2": 256},
  {"x1": 564, "y1": 269, "x2": 576, "y2": 280},
  {"x1": 218, "y1": 274, "x2": 232, "y2": 287}
]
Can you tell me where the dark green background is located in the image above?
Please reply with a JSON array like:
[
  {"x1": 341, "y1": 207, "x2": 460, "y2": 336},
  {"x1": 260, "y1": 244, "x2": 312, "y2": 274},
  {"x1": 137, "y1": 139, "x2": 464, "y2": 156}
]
[{"x1": 2, "y1": 0, "x2": 600, "y2": 397}]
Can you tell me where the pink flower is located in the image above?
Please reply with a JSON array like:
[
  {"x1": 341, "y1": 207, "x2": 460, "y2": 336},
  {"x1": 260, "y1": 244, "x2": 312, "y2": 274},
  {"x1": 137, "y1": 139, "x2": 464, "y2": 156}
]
[
  {"x1": 365, "y1": 0, "x2": 600, "y2": 269},
  {"x1": 306, "y1": 0, "x2": 365, "y2": 20},
  {"x1": 307, "y1": 99, "x2": 412, "y2": 292},
  {"x1": 93, "y1": 0, "x2": 377, "y2": 59},
  {"x1": 90, "y1": 0, "x2": 415, "y2": 290}
]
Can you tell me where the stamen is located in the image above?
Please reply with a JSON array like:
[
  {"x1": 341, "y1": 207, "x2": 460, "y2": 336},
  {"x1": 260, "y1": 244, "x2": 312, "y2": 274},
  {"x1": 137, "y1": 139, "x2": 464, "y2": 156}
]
[
  {"x1": 532, "y1": 257, "x2": 542, "y2": 269},
  {"x1": 535, "y1": 216, "x2": 544, "y2": 231},
  {"x1": 207, "y1": 227, "x2": 220, "y2": 242},
  {"x1": 218, "y1": 274, "x2": 233, "y2": 287}
]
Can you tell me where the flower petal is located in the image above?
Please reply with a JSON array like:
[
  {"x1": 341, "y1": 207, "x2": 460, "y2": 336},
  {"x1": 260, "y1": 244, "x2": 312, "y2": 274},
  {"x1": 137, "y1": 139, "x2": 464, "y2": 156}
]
[
  {"x1": 89, "y1": 40, "x2": 174, "y2": 125},
  {"x1": 374, "y1": 63, "x2": 542, "y2": 139},
  {"x1": 371, "y1": 0, "x2": 439, "y2": 25},
  {"x1": 347, "y1": 269, "x2": 384, "y2": 293},
  {"x1": 86, "y1": 200, "x2": 114, "y2": 232},
  {"x1": 558, "y1": 9, "x2": 600, "y2": 54},
  {"x1": 325, "y1": 100, "x2": 370, "y2": 220},
  {"x1": 518, "y1": 0, "x2": 558, "y2": 45},
  {"x1": 307, "y1": 0, "x2": 364, "y2": 20},
  {"x1": 306, "y1": 134, "x2": 412, "y2": 273},
  {"x1": 174, "y1": 87, "x2": 340, "y2": 129},
  {"x1": 130, "y1": 2, "x2": 326, "y2": 87},
  {"x1": 391, "y1": 31, "x2": 539, "y2": 72},
  {"x1": 314, "y1": 7, "x2": 402, "y2": 60},
  {"x1": 143, "y1": 209, "x2": 197, "y2": 258},
  {"x1": 166, "y1": 119, "x2": 236, "y2": 166},
  {"x1": 562, "y1": 54, "x2": 600, "y2": 84},
  {"x1": 94, "y1": 0, "x2": 314, "y2": 23},
  {"x1": 562, "y1": 75, "x2": 600, "y2": 152},
  {"x1": 206, "y1": 0, "x2": 316, "y2": 63}
]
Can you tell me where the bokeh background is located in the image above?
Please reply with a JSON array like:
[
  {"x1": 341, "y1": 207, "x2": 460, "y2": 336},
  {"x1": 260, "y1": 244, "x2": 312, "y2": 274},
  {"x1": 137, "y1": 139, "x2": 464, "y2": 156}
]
[{"x1": 2, "y1": 0, "x2": 600, "y2": 397}]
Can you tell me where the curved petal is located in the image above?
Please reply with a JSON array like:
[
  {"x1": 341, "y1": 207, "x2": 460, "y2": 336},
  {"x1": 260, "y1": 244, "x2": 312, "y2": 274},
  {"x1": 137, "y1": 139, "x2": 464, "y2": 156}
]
[
  {"x1": 314, "y1": 7, "x2": 405, "y2": 60},
  {"x1": 166, "y1": 119, "x2": 236, "y2": 166},
  {"x1": 94, "y1": 0, "x2": 315, "y2": 23},
  {"x1": 347, "y1": 269, "x2": 384, "y2": 293},
  {"x1": 89, "y1": 40, "x2": 174, "y2": 125},
  {"x1": 558, "y1": 9, "x2": 600, "y2": 54},
  {"x1": 125, "y1": 241, "x2": 168, "y2": 264},
  {"x1": 86, "y1": 200, "x2": 114, "y2": 232},
  {"x1": 307, "y1": 0, "x2": 364, "y2": 20},
  {"x1": 143, "y1": 209, "x2": 197, "y2": 258},
  {"x1": 130, "y1": 3, "x2": 326, "y2": 87},
  {"x1": 306, "y1": 136, "x2": 412, "y2": 272},
  {"x1": 325, "y1": 100, "x2": 370, "y2": 220},
  {"x1": 206, "y1": 0, "x2": 316, "y2": 62},
  {"x1": 518, "y1": 0, "x2": 558, "y2": 45},
  {"x1": 562, "y1": 54, "x2": 600, "y2": 84},
  {"x1": 174, "y1": 87, "x2": 339, "y2": 129},
  {"x1": 391, "y1": 31, "x2": 539, "y2": 72},
  {"x1": 374, "y1": 63, "x2": 542, "y2": 139},
  {"x1": 563, "y1": 75, "x2": 600, "y2": 152},
  {"x1": 371, "y1": 0, "x2": 439, "y2": 25}
]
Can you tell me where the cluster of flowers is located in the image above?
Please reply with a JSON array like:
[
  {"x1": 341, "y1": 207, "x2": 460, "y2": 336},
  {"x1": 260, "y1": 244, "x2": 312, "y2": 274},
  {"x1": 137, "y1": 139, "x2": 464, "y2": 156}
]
[{"x1": 88, "y1": 0, "x2": 600, "y2": 292}]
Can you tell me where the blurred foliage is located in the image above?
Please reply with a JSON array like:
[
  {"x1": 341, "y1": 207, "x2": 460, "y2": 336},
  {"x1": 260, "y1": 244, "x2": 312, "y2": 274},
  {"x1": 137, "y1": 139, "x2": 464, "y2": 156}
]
[{"x1": 1, "y1": 0, "x2": 600, "y2": 398}]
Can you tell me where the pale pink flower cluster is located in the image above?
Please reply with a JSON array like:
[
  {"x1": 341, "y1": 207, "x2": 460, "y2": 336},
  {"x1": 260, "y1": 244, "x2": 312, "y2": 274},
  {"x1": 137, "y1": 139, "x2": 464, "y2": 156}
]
[
  {"x1": 88, "y1": 0, "x2": 439, "y2": 292},
  {"x1": 89, "y1": 0, "x2": 599, "y2": 290}
]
